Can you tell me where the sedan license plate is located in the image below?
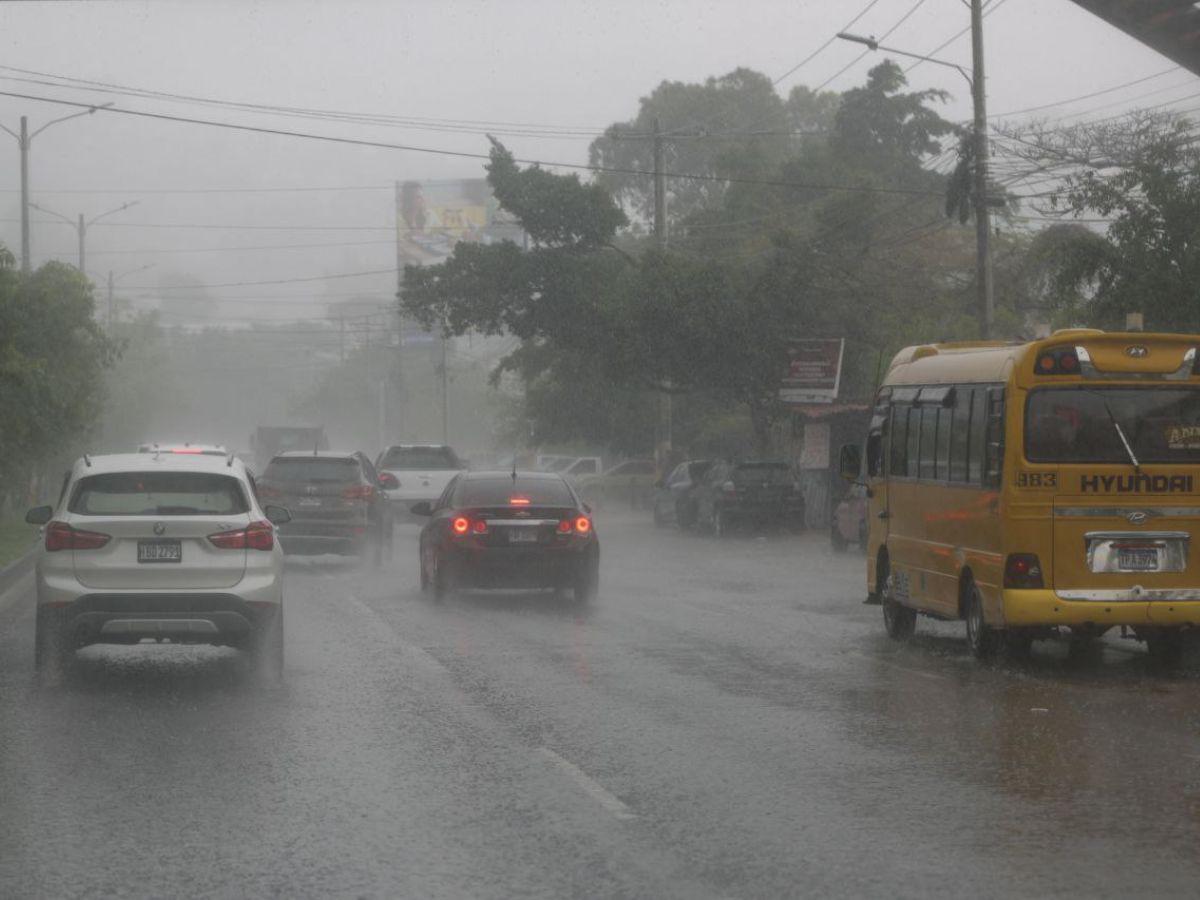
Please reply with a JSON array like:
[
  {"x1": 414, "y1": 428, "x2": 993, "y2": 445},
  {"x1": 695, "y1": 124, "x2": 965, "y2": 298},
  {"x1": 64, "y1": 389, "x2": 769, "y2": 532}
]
[
  {"x1": 1117, "y1": 547, "x2": 1158, "y2": 572},
  {"x1": 138, "y1": 540, "x2": 182, "y2": 563},
  {"x1": 298, "y1": 497, "x2": 322, "y2": 507},
  {"x1": 508, "y1": 529, "x2": 539, "y2": 544}
]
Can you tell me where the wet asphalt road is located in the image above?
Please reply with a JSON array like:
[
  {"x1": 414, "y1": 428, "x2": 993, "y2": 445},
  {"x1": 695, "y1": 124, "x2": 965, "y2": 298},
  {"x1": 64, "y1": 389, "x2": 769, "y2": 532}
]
[{"x1": 1, "y1": 512, "x2": 1199, "y2": 899}]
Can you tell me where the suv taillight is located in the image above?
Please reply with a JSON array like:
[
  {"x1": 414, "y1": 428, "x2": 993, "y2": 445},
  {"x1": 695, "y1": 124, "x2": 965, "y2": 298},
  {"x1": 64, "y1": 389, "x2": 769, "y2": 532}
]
[
  {"x1": 44, "y1": 521, "x2": 110, "y2": 552},
  {"x1": 1004, "y1": 553, "x2": 1044, "y2": 589},
  {"x1": 209, "y1": 520, "x2": 274, "y2": 551},
  {"x1": 342, "y1": 484, "x2": 374, "y2": 501}
]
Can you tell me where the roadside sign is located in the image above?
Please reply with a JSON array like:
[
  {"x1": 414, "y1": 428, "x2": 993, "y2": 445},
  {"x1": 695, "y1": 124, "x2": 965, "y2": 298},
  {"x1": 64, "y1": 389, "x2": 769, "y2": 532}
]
[{"x1": 780, "y1": 338, "x2": 844, "y2": 404}]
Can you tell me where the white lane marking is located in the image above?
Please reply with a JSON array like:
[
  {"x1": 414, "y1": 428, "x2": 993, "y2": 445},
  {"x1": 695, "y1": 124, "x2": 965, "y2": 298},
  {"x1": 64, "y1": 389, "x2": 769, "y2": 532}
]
[
  {"x1": 345, "y1": 589, "x2": 449, "y2": 674},
  {"x1": 536, "y1": 747, "x2": 636, "y2": 820}
]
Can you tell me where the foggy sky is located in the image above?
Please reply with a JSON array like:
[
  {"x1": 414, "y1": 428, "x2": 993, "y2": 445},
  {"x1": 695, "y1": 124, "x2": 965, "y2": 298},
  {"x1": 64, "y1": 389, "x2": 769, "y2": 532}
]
[{"x1": 0, "y1": 0, "x2": 1188, "y2": 325}]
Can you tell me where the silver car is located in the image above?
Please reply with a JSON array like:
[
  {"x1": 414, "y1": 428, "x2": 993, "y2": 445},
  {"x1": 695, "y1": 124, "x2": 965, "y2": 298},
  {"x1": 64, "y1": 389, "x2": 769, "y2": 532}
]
[{"x1": 25, "y1": 453, "x2": 290, "y2": 678}]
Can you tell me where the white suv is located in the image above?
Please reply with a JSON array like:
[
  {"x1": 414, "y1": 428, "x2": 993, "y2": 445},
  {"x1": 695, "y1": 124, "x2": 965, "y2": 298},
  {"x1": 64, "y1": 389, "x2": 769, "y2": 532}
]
[
  {"x1": 25, "y1": 453, "x2": 290, "y2": 677},
  {"x1": 375, "y1": 444, "x2": 466, "y2": 515}
]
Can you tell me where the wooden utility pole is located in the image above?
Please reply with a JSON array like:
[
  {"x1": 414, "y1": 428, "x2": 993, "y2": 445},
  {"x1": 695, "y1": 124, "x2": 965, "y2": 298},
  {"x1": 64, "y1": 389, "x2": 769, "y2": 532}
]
[
  {"x1": 652, "y1": 117, "x2": 666, "y2": 249},
  {"x1": 970, "y1": 0, "x2": 994, "y2": 339}
]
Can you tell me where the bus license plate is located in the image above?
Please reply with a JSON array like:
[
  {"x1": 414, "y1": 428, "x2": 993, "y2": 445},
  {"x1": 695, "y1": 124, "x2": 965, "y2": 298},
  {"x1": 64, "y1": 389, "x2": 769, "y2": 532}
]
[
  {"x1": 138, "y1": 540, "x2": 182, "y2": 563},
  {"x1": 1117, "y1": 548, "x2": 1158, "y2": 571}
]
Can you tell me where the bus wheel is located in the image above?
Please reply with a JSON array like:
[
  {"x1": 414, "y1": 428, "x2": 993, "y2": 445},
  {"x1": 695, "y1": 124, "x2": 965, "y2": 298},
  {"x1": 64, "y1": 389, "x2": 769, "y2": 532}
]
[
  {"x1": 964, "y1": 581, "x2": 1000, "y2": 660},
  {"x1": 881, "y1": 578, "x2": 916, "y2": 640}
]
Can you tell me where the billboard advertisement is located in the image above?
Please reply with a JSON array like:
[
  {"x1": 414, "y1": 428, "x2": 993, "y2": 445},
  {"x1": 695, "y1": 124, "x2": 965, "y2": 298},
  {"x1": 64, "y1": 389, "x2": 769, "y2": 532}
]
[{"x1": 780, "y1": 338, "x2": 845, "y2": 404}]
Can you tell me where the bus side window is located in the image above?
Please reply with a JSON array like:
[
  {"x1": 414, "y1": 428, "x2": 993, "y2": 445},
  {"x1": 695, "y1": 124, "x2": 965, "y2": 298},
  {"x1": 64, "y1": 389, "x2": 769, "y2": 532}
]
[
  {"x1": 889, "y1": 405, "x2": 908, "y2": 476},
  {"x1": 936, "y1": 404, "x2": 953, "y2": 480},
  {"x1": 906, "y1": 407, "x2": 921, "y2": 478},
  {"x1": 950, "y1": 387, "x2": 971, "y2": 482},
  {"x1": 984, "y1": 387, "x2": 1006, "y2": 488},
  {"x1": 968, "y1": 388, "x2": 987, "y2": 483},
  {"x1": 919, "y1": 406, "x2": 938, "y2": 480}
]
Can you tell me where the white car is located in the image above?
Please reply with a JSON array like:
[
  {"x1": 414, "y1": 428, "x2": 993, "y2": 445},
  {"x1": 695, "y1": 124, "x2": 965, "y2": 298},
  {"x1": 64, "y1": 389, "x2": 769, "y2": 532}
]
[
  {"x1": 375, "y1": 444, "x2": 466, "y2": 515},
  {"x1": 25, "y1": 453, "x2": 290, "y2": 677}
]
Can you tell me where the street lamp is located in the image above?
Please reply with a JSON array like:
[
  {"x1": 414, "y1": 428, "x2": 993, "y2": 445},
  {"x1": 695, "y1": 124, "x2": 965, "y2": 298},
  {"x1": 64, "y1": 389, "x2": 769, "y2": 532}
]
[
  {"x1": 106, "y1": 263, "x2": 154, "y2": 328},
  {"x1": 837, "y1": 0, "x2": 994, "y2": 339},
  {"x1": 28, "y1": 199, "x2": 138, "y2": 276},
  {"x1": 0, "y1": 102, "x2": 114, "y2": 273}
]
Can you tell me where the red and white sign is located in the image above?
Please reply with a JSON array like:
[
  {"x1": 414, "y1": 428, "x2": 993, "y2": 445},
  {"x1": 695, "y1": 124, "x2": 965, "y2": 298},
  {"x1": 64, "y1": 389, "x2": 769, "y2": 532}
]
[{"x1": 780, "y1": 338, "x2": 844, "y2": 404}]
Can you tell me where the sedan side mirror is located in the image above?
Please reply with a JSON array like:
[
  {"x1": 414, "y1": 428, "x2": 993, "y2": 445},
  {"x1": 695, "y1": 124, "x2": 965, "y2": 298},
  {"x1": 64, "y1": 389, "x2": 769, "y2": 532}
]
[
  {"x1": 264, "y1": 504, "x2": 292, "y2": 526},
  {"x1": 25, "y1": 505, "x2": 52, "y2": 526},
  {"x1": 838, "y1": 444, "x2": 863, "y2": 482},
  {"x1": 409, "y1": 501, "x2": 432, "y2": 516},
  {"x1": 378, "y1": 472, "x2": 399, "y2": 489}
]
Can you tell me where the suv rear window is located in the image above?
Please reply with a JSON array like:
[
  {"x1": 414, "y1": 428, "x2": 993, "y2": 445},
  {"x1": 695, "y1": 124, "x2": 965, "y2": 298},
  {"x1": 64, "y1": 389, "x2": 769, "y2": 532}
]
[
  {"x1": 732, "y1": 463, "x2": 793, "y2": 484},
  {"x1": 70, "y1": 472, "x2": 248, "y2": 516},
  {"x1": 457, "y1": 478, "x2": 574, "y2": 507},
  {"x1": 380, "y1": 446, "x2": 461, "y2": 470},
  {"x1": 263, "y1": 457, "x2": 360, "y2": 483}
]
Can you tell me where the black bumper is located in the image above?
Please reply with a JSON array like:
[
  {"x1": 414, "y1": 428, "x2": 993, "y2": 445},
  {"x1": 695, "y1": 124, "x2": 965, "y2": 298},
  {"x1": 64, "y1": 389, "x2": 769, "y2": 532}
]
[
  {"x1": 445, "y1": 545, "x2": 592, "y2": 589},
  {"x1": 55, "y1": 594, "x2": 277, "y2": 646}
]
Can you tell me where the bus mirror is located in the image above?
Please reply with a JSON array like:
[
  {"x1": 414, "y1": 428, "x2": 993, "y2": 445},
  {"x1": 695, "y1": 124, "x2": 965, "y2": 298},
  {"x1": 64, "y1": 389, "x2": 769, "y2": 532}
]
[{"x1": 838, "y1": 444, "x2": 862, "y2": 482}]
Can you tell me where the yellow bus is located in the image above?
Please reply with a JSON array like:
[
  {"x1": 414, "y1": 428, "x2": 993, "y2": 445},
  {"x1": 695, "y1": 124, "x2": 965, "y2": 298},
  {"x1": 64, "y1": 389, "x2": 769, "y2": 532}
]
[{"x1": 839, "y1": 329, "x2": 1200, "y2": 662}]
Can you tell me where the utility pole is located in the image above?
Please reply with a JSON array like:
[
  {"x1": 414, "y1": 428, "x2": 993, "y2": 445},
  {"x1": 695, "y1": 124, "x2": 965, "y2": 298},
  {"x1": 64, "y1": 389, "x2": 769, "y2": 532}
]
[
  {"x1": 29, "y1": 199, "x2": 137, "y2": 278},
  {"x1": 837, "y1": 19, "x2": 995, "y2": 338},
  {"x1": 78, "y1": 213, "x2": 86, "y2": 274},
  {"x1": 19, "y1": 118, "x2": 29, "y2": 273},
  {"x1": 652, "y1": 117, "x2": 673, "y2": 459},
  {"x1": 970, "y1": 0, "x2": 995, "y2": 339},
  {"x1": 105, "y1": 264, "x2": 152, "y2": 329},
  {"x1": 393, "y1": 180, "x2": 406, "y2": 442},
  {"x1": 0, "y1": 103, "x2": 113, "y2": 274},
  {"x1": 440, "y1": 334, "x2": 449, "y2": 445},
  {"x1": 652, "y1": 117, "x2": 666, "y2": 249}
]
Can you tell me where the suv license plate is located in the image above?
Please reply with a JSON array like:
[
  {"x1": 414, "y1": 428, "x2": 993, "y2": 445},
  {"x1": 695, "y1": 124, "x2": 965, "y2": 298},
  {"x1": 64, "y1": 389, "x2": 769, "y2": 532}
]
[
  {"x1": 138, "y1": 540, "x2": 182, "y2": 563},
  {"x1": 1117, "y1": 548, "x2": 1158, "y2": 571}
]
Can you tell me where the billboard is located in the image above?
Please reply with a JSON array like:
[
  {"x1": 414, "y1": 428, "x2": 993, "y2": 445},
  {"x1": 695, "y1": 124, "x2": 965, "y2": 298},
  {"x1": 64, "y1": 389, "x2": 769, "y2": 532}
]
[{"x1": 780, "y1": 338, "x2": 845, "y2": 404}]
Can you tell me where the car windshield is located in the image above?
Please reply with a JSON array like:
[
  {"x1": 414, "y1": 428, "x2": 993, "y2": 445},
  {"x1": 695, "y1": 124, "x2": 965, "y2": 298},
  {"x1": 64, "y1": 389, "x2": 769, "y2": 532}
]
[
  {"x1": 1026, "y1": 387, "x2": 1200, "y2": 463},
  {"x1": 380, "y1": 447, "x2": 461, "y2": 470},
  {"x1": 263, "y1": 458, "x2": 359, "y2": 483},
  {"x1": 69, "y1": 472, "x2": 248, "y2": 516},
  {"x1": 458, "y1": 478, "x2": 574, "y2": 506}
]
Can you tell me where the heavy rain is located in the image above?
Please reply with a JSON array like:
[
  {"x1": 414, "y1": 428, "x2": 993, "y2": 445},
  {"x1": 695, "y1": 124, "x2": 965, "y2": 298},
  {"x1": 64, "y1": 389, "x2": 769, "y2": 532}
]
[{"x1": 2, "y1": 2, "x2": 1200, "y2": 897}]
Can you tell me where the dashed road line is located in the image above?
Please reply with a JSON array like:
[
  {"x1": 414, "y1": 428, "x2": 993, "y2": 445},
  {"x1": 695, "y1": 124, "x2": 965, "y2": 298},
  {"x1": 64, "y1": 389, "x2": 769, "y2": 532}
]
[{"x1": 536, "y1": 747, "x2": 636, "y2": 820}]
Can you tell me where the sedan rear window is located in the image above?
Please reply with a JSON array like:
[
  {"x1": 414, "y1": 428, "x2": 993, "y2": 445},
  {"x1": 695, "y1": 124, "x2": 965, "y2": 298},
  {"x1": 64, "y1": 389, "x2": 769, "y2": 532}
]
[
  {"x1": 380, "y1": 446, "x2": 461, "y2": 470},
  {"x1": 458, "y1": 478, "x2": 574, "y2": 507},
  {"x1": 263, "y1": 458, "x2": 360, "y2": 483},
  {"x1": 70, "y1": 472, "x2": 248, "y2": 516}
]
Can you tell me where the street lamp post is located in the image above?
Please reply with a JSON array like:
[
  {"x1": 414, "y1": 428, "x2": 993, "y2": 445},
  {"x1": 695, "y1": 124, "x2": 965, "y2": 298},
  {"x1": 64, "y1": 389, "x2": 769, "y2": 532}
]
[
  {"x1": 837, "y1": 0, "x2": 994, "y2": 339},
  {"x1": 28, "y1": 200, "x2": 138, "y2": 277},
  {"x1": 107, "y1": 263, "x2": 154, "y2": 328},
  {"x1": 0, "y1": 102, "x2": 113, "y2": 274}
]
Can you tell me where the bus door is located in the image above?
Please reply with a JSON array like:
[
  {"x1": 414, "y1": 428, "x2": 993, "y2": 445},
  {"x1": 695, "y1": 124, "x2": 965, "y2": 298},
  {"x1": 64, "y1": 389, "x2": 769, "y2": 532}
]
[{"x1": 864, "y1": 395, "x2": 891, "y2": 596}]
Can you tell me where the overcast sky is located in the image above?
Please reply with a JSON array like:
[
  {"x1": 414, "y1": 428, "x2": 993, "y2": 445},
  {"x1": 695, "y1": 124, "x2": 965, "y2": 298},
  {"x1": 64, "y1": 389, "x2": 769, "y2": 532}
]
[{"x1": 0, "y1": 0, "x2": 1190, "y2": 324}]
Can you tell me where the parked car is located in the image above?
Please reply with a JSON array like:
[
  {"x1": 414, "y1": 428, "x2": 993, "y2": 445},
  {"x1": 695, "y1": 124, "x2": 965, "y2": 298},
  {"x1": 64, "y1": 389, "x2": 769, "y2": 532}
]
[
  {"x1": 411, "y1": 470, "x2": 599, "y2": 602},
  {"x1": 576, "y1": 458, "x2": 657, "y2": 509},
  {"x1": 831, "y1": 485, "x2": 869, "y2": 553},
  {"x1": 256, "y1": 451, "x2": 391, "y2": 564},
  {"x1": 25, "y1": 452, "x2": 289, "y2": 678},
  {"x1": 375, "y1": 443, "x2": 466, "y2": 518},
  {"x1": 693, "y1": 460, "x2": 806, "y2": 537},
  {"x1": 651, "y1": 459, "x2": 712, "y2": 529}
]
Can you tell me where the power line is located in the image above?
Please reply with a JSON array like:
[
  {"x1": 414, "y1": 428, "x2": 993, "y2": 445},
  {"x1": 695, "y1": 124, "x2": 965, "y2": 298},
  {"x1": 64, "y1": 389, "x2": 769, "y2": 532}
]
[
  {"x1": 903, "y1": 0, "x2": 1010, "y2": 77},
  {"x1": 126, "y1": 267, "x2": 396, "y2": 290},
  {"x1": 989, "y1": 66, "x2": 1182, "y2": 119},
  {"x1": 772, "y1": 0, "x2": 886, "y2": 87},
  {"x1": 0, "y1": 88, "x2": 946, "y2": 199}
]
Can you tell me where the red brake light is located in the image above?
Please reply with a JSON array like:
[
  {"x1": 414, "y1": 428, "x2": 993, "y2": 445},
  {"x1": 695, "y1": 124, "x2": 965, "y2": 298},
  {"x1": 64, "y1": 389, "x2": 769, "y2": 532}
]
[
  {"x1": 342, "y1": 484, "x2": 374, "y2": 501},
  {"x1": 45, "y1": 521, "x2": 110, "y2": 551},
  {"x1": 1059, "y1": 353, "x2": 1079, "y2": 372},
  {"x1": 169, "y1": 447, "x2": 203, "y2": 454},
  {"x1": 208, "y1": 520, "x2": 274, "y2": 551},
  {"x1": 472, "y1": 518, "x2": 488, "y2": 534},
  {"x1": 1004, "y1": 553, "x2": 1044, "y2": 589},
  {"x1": 509, "y1": 496, "x2": 531, "y2": 506},
  {"x1": 452, "y1": 516, "x2": 470, "y2": 535},
  {"x1": 575, "y1": 516, "x2": 591, "y2": 535},
  {"x1": 557, "y1": 519, "x2": 572, "y2": 534}
]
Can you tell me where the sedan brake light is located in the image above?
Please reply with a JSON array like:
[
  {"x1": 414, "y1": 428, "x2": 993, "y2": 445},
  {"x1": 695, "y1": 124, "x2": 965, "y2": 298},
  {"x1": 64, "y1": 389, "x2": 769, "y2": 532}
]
[
  {"x1": 45, "y1": 521, "x2": 110, "y2": 552},
  {"x1": 342, "y1": 484, "x2": 374, "y2": 501},
  {"x1": 209, "y1": 520, "x2": 274, "y2": 551},
  {"x1": 452, "y1": 516, "x2": 470, "y2": 535},
  {"x1": 575, "y1": 516, "x2": 591, "y2": 535}
]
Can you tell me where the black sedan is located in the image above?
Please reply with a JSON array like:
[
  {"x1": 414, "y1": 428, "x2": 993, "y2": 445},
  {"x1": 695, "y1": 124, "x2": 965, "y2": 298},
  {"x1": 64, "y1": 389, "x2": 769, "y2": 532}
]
[{"x1": 411, "y1": 471, "x2": 599, "y2": 601}]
